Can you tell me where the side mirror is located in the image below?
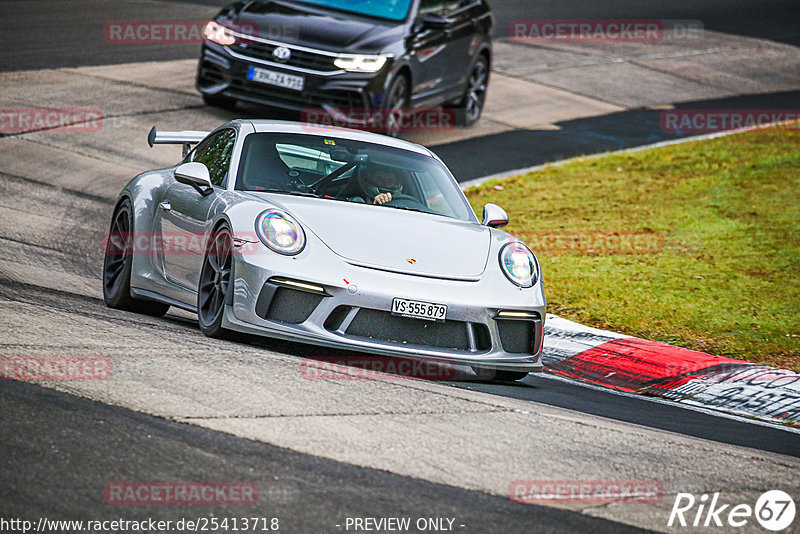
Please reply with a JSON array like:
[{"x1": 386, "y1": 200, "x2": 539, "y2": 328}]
[
  {"x1": 419, "y1": 13, "x2": 455, "y2": 31},
  {"x1": 482, "y1": 203, "x2": 509, "y2": 228},
  {"x1": 175, "y1": 162, "x2": 213, "y2": 195}
]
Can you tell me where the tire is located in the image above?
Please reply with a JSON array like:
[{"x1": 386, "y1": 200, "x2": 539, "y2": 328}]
[
  {"x1": 102, "y1": 199, "x2": 170, "y2": 317},
  {"x1": 382, "y1": 74, "x2": 409, "y2": 137},
  {"x1": 454, "y1": 55, "x2": 489, "y2": 127},
  {"x1": 197, "y1": 224, "x2": 234, "y2": 339},
  {"x1": 493, "y1": 370, "x2": 530, "y2": 382},
  {"x1": 202, "y1": 93, "x2": 237, "y2": 110},
  {"x1": 473, "y1": 367, "x2": 529, "y2": 382}
]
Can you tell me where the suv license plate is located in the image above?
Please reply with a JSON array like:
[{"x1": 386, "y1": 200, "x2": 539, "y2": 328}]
[{"x1": 247, "y1": 67, "x2": 305, "y2": 91}]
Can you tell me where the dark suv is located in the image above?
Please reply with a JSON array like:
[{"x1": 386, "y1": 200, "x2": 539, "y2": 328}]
[{"x1": 197, "y1": 0, "x2": 493, "y2": 132}]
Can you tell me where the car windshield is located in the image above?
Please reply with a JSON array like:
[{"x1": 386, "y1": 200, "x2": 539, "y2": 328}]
[
  {"x1": 290, "y1": 0, "x2": 412, "y2": 21},
  {"x1": 236, "y1": 133, "x2": 476, "y2": 222}
]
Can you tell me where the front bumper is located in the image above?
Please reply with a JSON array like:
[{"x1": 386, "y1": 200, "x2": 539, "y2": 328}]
[
  {"x1": 197, "y1": 42, "x2": 392, "y2": 119},
  {"x1": 224, "y1": 241, "x2": 546, "y2": 374}
]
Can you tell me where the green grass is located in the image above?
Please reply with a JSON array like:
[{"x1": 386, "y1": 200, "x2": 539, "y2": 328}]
[{"x1": 466, "y1": 128, "x2": 800, "y2": 370}]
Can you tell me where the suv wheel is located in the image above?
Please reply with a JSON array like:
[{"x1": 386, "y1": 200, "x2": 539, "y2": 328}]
[
  {"x1": 456, "y1": 55, "x2": 489, "y2": 127},
  {"x1": 383, "y1": 75, "x2": 409, "y2": 137}
]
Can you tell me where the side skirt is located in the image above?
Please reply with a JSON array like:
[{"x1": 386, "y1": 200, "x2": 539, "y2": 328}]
[{"x1": 131, "y1": 287, "x2": 197, "y2": 314}]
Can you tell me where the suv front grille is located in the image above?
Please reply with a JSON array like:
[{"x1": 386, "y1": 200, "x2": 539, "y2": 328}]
[
  {"x1": 228, "y1": 77, "x2": 363, "y2": 110},
  {"x1": 230, "y1": 41, "x2": 337, "y2": 72}
]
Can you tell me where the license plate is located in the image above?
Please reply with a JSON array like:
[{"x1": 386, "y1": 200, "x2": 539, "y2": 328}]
[
  {"x1": 391, "y1": 298, "x2": 447, "y2": 322},
  {"x1": 247, "y1": 67, "x2": 305, "y2": 91}
]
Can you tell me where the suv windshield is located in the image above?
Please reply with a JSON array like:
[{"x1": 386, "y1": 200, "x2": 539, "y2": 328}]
[
  {"x1": 292, "y1": 0, "x2": 412, "y2": 21},
  {"x1": 236, "y1": 133, "x2": 475, "y2": 222}
]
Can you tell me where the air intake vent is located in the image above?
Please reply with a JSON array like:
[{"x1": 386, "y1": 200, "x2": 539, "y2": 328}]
[
  {"x1": 472, "y1": 323, "x2": 492, "y2": 351},
  {"x1": 324, "y1": 306, "x2": 352, "y2": 332},
  {"x1": 496, "y1": 319, "x2": 536, "y2": 354},
  {"x1": 345, "y1": 309, "x2": 470, "y2": 350},
  {"x1": 261, "y1": 287, "x2": 323, "y2": 324}
]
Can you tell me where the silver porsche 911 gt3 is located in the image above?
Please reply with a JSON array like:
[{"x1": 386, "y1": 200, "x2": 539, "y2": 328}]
[{"x1": 103, "y1": 120, "x2": 545, "y2": 381}]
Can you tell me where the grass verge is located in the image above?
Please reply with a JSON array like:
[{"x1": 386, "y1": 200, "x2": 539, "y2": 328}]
[{"x1": 466, "y1": 127, "x2": 800, "y2": 371}]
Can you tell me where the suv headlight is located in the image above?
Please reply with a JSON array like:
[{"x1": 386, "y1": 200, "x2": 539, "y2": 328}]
[
  {"x1": 499, "y1": 242, "x2": 539, "y2": 288},
  {"x1": 334, "y1": 54, "x2": 388, "y2": 73},
  {"x1": 204, "y1": 21, "x2": 236, "y2": 46},
  {"x1": 255, "y1": 209, "x2": 306, "y2": 255}
]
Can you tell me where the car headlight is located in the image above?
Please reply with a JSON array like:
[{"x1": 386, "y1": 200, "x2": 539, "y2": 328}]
[
  {"x1": 255, "y1": 209, "x2": 306, "y2": 255},
  {"x1": 499, "y1": 242, "x2": 539, "y2": 288},
  {"x1": 204, "y1": 21, "x2": 236, "y2": 46},
  {"x1": 333, "y1": 54, "x2": 388, "y2": 72}
]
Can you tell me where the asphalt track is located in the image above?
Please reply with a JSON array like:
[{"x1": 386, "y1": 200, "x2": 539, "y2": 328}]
[
  {"x1": 3, "y1": 1, "x2": 798, "y2": 180},
  {"x1": 2, "y1": 1, "x2": 800, "y2": 532},
  {"x1": 2, "y1": 0, "x2": 798, "y2": 71},
  {"x1": 440, "y1": 89, "x2": 800, "y2": 180},
  {"x1": 455, "y1": 375, "x2": 800, "y2": 458},
  {"x1": 1, "y1": 380, "x2": 646, "y2": 534}
]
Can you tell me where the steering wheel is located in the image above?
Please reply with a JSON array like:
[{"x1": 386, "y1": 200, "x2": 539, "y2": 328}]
[
  {"x1": 383, "y1": 193, "x2": 429, "y2": 211},
  {"x1": 286, "y1": 169, "x2": 304, "y2": 191}
]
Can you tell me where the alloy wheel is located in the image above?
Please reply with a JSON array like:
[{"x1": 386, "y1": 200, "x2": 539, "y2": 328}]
[
  {"x1": 198, "y1": 228, "x2": 233, "y2": 328},
  {"x1": 464, "y1": 59, "x2": 488, "y2": 125},
  {"x1": 103, "y1": 205, "x2": 131, "y2": 298}
]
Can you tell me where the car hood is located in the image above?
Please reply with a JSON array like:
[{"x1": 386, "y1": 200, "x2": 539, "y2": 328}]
[
  {"x1": 256, "y1": 195, "x2": 490, "y2": 280},
  {"x1": 230, "y1": 0, "x2": 404, "y2": 53}
]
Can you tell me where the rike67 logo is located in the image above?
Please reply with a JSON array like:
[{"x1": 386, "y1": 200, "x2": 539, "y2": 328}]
[{"x1": 669, "y1": 490, "x2": 795, "y2": 531}]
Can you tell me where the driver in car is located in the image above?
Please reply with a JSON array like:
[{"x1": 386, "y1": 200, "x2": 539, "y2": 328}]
[{"x1": 354, "y1": 162, "x2": 404, "y2": 205}]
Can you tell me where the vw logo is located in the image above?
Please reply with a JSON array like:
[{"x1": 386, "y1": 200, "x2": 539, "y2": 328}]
[{"x1": 273, "y1": 46, "x2": 292, "y2": 62}]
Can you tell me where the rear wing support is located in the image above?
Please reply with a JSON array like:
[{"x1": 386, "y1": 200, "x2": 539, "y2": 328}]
[{"x1": 147, "y1": 126, "x2": 209, "y2": 158}]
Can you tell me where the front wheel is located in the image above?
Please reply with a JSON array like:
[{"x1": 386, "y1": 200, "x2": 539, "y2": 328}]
[
  {"x1": 454, "y1": 55, "x2": 489, "y2": 127},
  {"x1": 382, "y1": 74, "x2": 409, "y2": 137},
  {"x1": 197, "y1": 224, "x2": 234, "y2": 338},
  {"x1": 102, "y1": 199, "x2": 170, "y2": 317},
  {"x1": 493, "y1": 370, "x2": 529, "y2": 382},
  {"x1": 473, "y1": 367, "x2": 529, "y2": 382}
]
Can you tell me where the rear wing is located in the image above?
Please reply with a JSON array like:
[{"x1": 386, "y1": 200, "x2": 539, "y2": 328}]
[{"x1": 147, "y1": 126, "x2": 209, "y2": 157}]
